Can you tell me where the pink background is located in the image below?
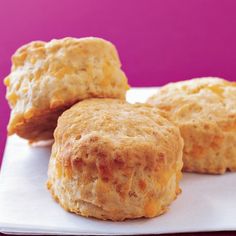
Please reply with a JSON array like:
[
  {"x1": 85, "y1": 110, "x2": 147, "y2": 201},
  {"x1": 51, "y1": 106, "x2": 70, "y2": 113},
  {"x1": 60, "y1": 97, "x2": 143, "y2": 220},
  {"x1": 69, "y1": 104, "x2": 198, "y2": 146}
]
[{"x1": 1, "y1": 0, "x2": 236, "y2": 165}]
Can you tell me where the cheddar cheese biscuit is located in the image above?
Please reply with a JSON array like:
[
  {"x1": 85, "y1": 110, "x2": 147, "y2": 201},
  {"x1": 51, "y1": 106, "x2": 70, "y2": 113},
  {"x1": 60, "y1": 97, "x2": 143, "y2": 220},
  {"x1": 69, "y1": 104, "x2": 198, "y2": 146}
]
[
  {"x1": 5, "y1": 37, "x2": 129, "y2": 142},
  {"x1": 147, "y1": 77, "x2": 236, "y2": 174},
  {"x1": 47, "y1": 99, "x2": 183, "y2": 220}
]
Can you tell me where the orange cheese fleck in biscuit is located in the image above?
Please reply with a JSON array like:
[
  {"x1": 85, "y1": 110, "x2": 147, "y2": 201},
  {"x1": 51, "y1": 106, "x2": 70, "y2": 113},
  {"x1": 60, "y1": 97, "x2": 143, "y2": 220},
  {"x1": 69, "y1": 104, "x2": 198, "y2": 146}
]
[
  {"x1": 138, "y1": 180, "x2": 146, "y2": 191},
  {"x1": 144, "y1": 200, "x2": 159, "y2": 218}
]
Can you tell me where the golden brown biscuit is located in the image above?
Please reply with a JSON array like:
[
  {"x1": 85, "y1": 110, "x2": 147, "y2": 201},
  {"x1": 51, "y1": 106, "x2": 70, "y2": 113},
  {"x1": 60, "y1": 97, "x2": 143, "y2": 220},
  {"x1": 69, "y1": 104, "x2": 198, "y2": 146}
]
[
  {"x1": 4, "y1": 37, "x2": 129, "y2": 142},
  {"x1": 147, "y1": 77, "x2": 236, "y2": 174},
  {"x1": 47, "y1": 99, "x2": 183, "y2": 221}
]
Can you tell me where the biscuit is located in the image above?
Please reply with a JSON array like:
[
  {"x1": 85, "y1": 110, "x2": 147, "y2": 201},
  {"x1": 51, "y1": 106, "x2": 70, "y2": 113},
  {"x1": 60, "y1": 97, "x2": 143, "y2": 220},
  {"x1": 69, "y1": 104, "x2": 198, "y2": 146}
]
[
  {"x1": 4, "y1": 37, "x2": 129, "y2": 142},
  {"x1": 147, "y1": 77, "x2": 236, "y2": 174},
  {"x1": 47, "y1": 99, "x2": 183, "y2": 221}
]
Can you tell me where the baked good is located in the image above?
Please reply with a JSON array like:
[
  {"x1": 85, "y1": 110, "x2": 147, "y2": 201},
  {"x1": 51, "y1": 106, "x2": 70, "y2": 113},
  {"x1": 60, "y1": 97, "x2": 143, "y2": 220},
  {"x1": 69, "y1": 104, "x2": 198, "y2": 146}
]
[
  {"x1": 4, "y1": 37, "x2": 129, "y2": 142},
  {"x1": 147, "y1": 77, "x2": 236, "y2": 174},
  {"x1": 47, "y1": 99, "x2": 183, "y2": 221}
]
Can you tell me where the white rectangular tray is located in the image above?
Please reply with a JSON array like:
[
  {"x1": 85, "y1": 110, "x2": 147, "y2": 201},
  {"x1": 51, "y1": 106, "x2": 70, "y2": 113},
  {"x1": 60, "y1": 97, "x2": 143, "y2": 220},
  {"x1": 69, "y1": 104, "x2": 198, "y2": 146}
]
[{"x1": 0, "y1": 88, "x2": 236, "y2": 235}]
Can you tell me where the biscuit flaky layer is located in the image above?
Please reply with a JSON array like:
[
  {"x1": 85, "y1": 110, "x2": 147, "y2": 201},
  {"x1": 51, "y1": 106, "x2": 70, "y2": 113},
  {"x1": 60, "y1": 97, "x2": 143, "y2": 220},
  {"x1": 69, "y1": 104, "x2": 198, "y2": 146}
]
[
  {"x1": 47, "y1": 99, "x2": 183, "y2": 221},
  {"x1": 4, "y1": 37, "x2": 129, "y2": 142},
  {"x1": 147, "y1": 77, "x2": 236, "y2": 174}
]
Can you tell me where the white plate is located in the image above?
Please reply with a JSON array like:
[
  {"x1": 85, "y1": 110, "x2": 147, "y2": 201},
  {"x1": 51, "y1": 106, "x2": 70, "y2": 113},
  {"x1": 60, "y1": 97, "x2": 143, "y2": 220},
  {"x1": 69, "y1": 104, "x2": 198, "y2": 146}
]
[{"x1": 0, "y1": 88, "x2": 236, "y2": 235}]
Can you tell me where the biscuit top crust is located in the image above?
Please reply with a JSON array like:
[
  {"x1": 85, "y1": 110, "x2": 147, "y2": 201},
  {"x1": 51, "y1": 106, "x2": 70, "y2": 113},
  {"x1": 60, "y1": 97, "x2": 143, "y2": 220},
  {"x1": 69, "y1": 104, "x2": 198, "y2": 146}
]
[
  {"x1": 147, "y1": 77, "x2": 236, "y2": 125},
  {"x1": 53, "y1": 99, "x2": 182, "y2": 174},
  {"x1": 5, "y1": 37, "x2": 129, "y2": 128}
]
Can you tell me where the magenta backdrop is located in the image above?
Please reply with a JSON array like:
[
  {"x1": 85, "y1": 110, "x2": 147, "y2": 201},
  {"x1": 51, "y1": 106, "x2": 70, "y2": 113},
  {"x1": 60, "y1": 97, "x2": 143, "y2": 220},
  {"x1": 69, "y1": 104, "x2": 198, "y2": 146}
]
[{"x1": 1, "y1": 0, "x2": 236, "y2": 164}]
